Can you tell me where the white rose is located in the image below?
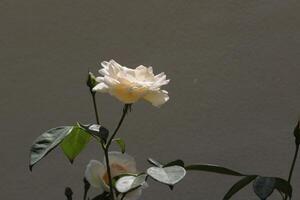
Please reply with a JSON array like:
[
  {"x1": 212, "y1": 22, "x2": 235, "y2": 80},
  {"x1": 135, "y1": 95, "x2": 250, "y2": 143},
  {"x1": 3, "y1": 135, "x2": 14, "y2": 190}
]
[
  {"x1": 85, "y1": 152, "x2": 147, "y2": 200},
  {"x1": 93, "y1": 60, "x2": 170, "y2": 107}
]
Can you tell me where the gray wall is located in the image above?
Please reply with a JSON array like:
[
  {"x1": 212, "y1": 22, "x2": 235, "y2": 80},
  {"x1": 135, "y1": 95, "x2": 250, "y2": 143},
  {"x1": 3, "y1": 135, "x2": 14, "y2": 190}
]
[{"x1": 1, "y1": 0, "x2": 300, "y2": 199}]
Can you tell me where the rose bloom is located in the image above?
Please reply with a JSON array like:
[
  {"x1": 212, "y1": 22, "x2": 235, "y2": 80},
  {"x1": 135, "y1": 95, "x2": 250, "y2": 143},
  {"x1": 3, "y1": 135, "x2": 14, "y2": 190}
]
[
  {"x1": 85, "y1": 152, "x2": 147, "y2": 200},
  {"x1": 93, "y1": 60, "x2": 170, "y2": 107}
]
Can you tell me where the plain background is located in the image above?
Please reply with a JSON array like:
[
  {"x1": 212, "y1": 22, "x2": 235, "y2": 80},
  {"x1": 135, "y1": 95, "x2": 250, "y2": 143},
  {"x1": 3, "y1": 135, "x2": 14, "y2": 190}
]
[{"x1": 1, "y1": 0, "x2": 300, "y2": 199}]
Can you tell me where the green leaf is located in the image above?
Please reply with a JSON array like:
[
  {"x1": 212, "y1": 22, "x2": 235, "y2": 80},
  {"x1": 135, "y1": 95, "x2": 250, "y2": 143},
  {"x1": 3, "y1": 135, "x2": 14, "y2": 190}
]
[
  {"x1": 113, "y1": 138, "x2": 126, "y2": 153},
  {"x1": 164, "y1": 160, "x2": 184, "y2": 168},
  {"x1": 147, "y1": 165, "x2": 186, "y2": 186},
  {"x1": 274, "y1": 178, "x2": 292, "y2": 199},
  {"x1": 223, "y1": 175, "x2": 257, "y2": 200},
  {"x1": 29, "y1": 126, "x2": 73, "y2": 170},
  {"x1": 79, "y1": 123, "x2": 109, "y2": 143},
  {"x1": 185, "y1": 164, "x2": 245, "y2": 176},
  {"x1": 253, "y1": 176, "x2": 276, "y2": 199},
  {"x1": 60, "y1": 125, "x2": 91, "y2": 163}
]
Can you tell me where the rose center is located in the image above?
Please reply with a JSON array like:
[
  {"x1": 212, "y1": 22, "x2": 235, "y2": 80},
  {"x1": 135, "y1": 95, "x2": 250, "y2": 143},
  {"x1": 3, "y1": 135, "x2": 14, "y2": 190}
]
[{"x1": 102, "y1": 163, "x2": 127, "y2": 185}]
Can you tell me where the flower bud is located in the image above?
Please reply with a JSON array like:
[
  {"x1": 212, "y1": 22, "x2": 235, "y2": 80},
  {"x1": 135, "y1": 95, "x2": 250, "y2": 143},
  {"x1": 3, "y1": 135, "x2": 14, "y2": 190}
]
[
  {"x1": 293, "y1": 121, "x2": 300, "y2": 145},
  {"x1": 64, "y1": 187, "x2": 73, "y2": 200},
  {"x1": 86, "y1": 72, "x2": 97, "y2": 93}
]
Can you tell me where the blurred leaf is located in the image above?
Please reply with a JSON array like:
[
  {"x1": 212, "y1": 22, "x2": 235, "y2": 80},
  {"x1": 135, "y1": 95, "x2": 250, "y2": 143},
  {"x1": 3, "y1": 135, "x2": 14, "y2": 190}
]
[
  {"x1": 60, "y1": 125, "x2": 91, "y2": 163},
  {"x1": 223, "y1": 175, "x2": 257, "y2": 200},
  {"x1": 29, "y1": 126, "x2": 73, "y2": 170},
  {"x1": 252, "y1": 177, "x2": 292, "y2": 200},
  {"x1": 115, "y1": 176, "x2": 135, "y2": 193},
  {"x1": 65, "y1": 187, "x2": 73, "y2": 200},
  {"x1": 253, "y1": 176, "x2": 276, "y2": 199},
  {"x1": 185, "y1": 164, "x2": 245, "y2": 176},
  {"x1": 164, "y1": 160, "x2": 184, "y2": 168},
  {"x1": 147, "y1": 165, "x2": 186, "y2": 186},
  {"x1": 116, "y1": 174, "x2": 147, "y2": 193},
  {"x1": 130, "y1": 174, "x2": 147, "y2": 190},
  {"x1": 274, "y1": 178, "x2": 292, "y2": 199},
  {"x1": 113, "y1": 138, "x2": 126, "y2": 153},
  {"x1": 277, "y1": 190, "x2": 285, "y2": 199},
  {"x1": 79, "y1": 123, "x2": 109, "y2": 143},
  {"x1": 147, "y1": 158, "x2": 163, "y2": 167}
]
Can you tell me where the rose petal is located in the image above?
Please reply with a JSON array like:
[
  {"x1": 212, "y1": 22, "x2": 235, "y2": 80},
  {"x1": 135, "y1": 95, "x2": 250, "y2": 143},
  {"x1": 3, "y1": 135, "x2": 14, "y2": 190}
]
[
  {"x1": 85, "y1": 160, "x2": 106, "y2": 192},
  {"x1": 94, "y1": 60, "x2": 170, "y2": 106},
  {"x1": 104, "y1": 152, "x2": 137, "y2": 176},
  {"x1": 144, "y1": 90, "x2": 169, "y2": 107},
  {"x1": 93, "y1": 82, "x2": 109, "y2": 92}
]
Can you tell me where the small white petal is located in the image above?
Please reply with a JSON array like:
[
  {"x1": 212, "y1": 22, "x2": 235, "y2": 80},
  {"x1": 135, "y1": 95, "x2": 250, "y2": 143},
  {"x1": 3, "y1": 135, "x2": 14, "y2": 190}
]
[
  {"x1": 144, "y1": 90, "x2": 169, "y2": 107},
  {"x1": 109, "y1": 60, "x2": 123, "y2": 68},
  {"x1": 154, "y1": 72, "x2": 165, "y2": 79},
  {"x1": 101, "y1": 61, "x2": 109, "y2": 68},
  {"x1": 85, "y1": 160, "x2": 106, "y2": 192},
  {"x1": 147, "y1": 66, "x2": 153, "y2": 75},
  {"x1": 99, "y1": 68, "x2": 109, "y2": 76},
  {"x1": 107, "y1": 63, "x2": 119, "y2": 76},
  {"x1": 93, "y1": 82, "x2": 109, "y2": 92},
  {"x1": 117, "y1": 70, "x2": 136, "y2": 83},
  {"x1": 152, "y1": 79, "x2": 170, "y2": 88},
  {"x1": 135, "y1": 65, "x2": 147, "y2": 70},
  {"x1": 135, "y1": 65, "x2": 154, "y2": 81},
  {"x1": 121, "y1": 66, "x2": 136, "y2": 78},
  {"x1": 155, "y1": 74, "x2": 167, "y2": 84},
  {"x1": 104, "y1": 76, "x2": 120, "y2": 86},
  {"x1": 95, "y1": 77, "x2": 104, "y2": 82}
]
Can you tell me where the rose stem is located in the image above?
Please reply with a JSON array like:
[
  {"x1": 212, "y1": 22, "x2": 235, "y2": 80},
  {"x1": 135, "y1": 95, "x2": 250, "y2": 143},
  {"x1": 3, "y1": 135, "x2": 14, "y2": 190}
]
[
  {"x1": 106, "y1": 104, "x2": 130, "y2": 148},
  {"x1": 92, "y1": 93, "x2": 100, "y2": 124},
  {"x1": 90, "y1": 91, "x2": 116, "y2": 199},
  {"x1": 104, "y1": 104, "x2": 130, "y2": 200},
  {"x1": 284, "y1": 145, "x2": 299, "y2": 200}
]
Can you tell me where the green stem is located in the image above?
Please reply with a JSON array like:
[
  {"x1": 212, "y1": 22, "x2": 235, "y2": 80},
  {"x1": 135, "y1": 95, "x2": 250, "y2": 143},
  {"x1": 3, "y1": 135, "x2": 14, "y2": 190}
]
[
  {"x1": 284, "y1": 145, "x2": 299, "y2": 200},
  {"x1": 106, "y1": 104, "x2": 130, "y2": 149},
  {"x1": 288, "y1": 145, "x2": 299, "y2": 183},
  {"x1": 103, "y1": 104, "x2": 130, "y2": 200},
  {"x1": 90, "y1": 91, "x2": 130, "y2": 200},
  {"x1": 104, "y1": 148, "x2": 115, "y2": 200},
  {"x1": 92, "y1": 93, "x2": 100, "y2": 124},
  {"x1": 90, "y1": 92, "x2": 115, "y2": 199}
]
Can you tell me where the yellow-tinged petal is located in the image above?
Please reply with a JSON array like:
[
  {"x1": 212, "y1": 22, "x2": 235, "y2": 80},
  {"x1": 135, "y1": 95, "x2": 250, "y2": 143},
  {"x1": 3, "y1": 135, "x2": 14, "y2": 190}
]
[{"x1": 144, "y1": 90, "x2": 169, "y2": 107}]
